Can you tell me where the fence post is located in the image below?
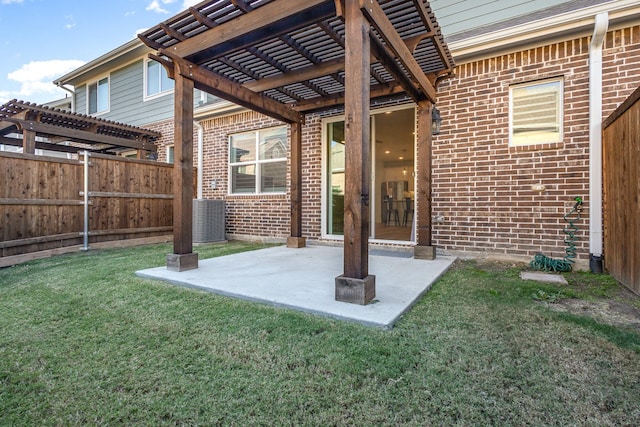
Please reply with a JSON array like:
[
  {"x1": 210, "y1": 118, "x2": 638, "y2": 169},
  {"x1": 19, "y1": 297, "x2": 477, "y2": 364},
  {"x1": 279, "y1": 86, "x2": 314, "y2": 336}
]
[{"x1": 81, "y1": 151, "x2": 90, "y2": 251}]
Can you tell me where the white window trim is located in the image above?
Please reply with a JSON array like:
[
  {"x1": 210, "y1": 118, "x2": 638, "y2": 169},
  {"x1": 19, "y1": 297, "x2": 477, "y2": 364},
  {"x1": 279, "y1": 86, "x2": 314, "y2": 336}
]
[
  {"x1": 86, "y1": 75, "x2": 110, "y2": 116},
  {"x1": 321, "y1": 115, "x2": 345, "y2": 242},
  {"x1": 143, "y1": 59, "x2": 174, "y2": 101},
  {"x1": 509, "y1": 76, "x2": 564, "y2": 147},
  {"x1": 119, "y1": 150, "x2": 138, "y2": 159},
  {"x1": 166, "y1": 145, "x2": 174, "y2": 164},
  {"x1": 228, "y1": 126, "x2": 288, "y2": 195}
]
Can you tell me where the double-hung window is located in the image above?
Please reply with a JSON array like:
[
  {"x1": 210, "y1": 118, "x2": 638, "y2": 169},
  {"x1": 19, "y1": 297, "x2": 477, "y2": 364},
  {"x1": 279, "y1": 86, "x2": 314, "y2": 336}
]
[
  {"x1": 509, "y1": 77, "x2": 563, "y2": 146},
  {"x1": 88, "y1": 77, "x2": 109, "y2": 115},
  {"x1": 145, "y1": 60, "x2": 174, "y2": 99},
  {"x1": 229, "y1": 127, "x2": 287, "y2": 194}
]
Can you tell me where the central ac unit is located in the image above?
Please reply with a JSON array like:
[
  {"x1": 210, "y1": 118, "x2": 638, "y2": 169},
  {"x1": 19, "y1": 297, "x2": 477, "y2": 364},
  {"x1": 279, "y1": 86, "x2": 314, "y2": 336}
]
[{"x1": 192, "y1": 199, "x2": 225, "y2": 243}]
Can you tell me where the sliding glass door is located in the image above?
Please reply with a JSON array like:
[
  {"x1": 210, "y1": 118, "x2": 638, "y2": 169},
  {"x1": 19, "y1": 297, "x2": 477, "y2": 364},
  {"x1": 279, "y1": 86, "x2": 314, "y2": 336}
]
[{"x1": 324, "y1": 107, "x2": 415, "y2": 241}]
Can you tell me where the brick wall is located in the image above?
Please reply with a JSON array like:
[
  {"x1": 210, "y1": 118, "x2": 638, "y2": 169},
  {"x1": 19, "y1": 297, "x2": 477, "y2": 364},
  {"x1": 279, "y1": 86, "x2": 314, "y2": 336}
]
[
  {"x1": 196, "y1": 111, "x2": 289, "y2": 240},
  {"x1": 602, "y1": 26, "x2": 640, "y2": 115},
  {"x1": 146, "y1": 119, "x2": 175, "y2": 164},
  {"x1": 432, "y1": 25, "x2": 640, "y2": 261}
]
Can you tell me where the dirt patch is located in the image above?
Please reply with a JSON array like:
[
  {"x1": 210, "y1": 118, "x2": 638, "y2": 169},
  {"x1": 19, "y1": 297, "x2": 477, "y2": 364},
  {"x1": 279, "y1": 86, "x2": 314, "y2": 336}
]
[{"x1": 546, "y1": 299, "x2": 640, "y2": 332}]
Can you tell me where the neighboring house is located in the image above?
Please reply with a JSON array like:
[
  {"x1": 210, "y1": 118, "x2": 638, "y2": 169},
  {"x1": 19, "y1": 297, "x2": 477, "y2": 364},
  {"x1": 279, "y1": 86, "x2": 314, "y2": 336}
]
[
  {"x1": 54, "y1": 0, "x2": 640, "y2": 269},
  {"x1": 43, "y1": 96, "x2": 72, "y2": 112}
]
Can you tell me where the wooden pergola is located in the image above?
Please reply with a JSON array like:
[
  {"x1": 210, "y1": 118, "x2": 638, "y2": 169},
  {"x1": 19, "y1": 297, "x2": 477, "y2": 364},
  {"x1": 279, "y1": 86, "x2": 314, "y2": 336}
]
[
  {"x1": 139, "y1": 0, "x2": 454, "y2": 304},
  {"x1": 0, "y1": 100, "x2": 160, "y2": 156}
]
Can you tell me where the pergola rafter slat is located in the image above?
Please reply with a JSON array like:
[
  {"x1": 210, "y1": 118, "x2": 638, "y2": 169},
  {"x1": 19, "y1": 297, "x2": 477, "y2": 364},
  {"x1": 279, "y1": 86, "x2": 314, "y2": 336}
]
[
  {"x1": 173, "y1": 0, "x2": 336, "y2": 63},
  {"x1": 162, "y1": 51, "x2": 303, "y2": 124},
  {"x1": 217, "y1": 56, "x2": 304, "y2": 102}
]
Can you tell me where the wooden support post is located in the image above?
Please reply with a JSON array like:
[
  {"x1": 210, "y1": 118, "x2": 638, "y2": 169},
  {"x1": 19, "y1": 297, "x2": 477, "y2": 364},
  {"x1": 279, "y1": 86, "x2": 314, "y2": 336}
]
[
  {"x1": 167, "y1": 72, "x2": 198, "y2": 271},
  {"x1": 22, "y1": 129, "x2": 36, "y2": 154},
  {"x1": 287, "y1": 121, "x2": 306, "y2": 248},
  {"x1": 335, "y1": 0, "x2": 375, "y2": 305},
  {"x1": 414, "y1": 101, "x2": 435, "y2": 260}
]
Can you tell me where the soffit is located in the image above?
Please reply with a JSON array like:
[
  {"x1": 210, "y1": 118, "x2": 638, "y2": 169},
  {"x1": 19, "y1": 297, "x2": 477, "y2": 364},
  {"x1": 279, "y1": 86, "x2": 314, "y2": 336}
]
[{"x1": 54, "y1": 40, "x2": 152, "y2": 87}]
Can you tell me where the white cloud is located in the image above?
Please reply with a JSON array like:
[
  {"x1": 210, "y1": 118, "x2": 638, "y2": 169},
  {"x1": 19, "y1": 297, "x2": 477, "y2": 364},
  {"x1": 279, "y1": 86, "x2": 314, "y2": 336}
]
[
  {"x1": 5, "y1": 59, "x2": 85, "y2": 102},
  {"x1": 146, "y1": 1, "x2": 168, "y2": 14},
  {"x1": 0, "y1": 90, "x2": 12, "y2": 105},
  {"x1": 1, "y1": 0, "x2": 24, "y2": 4},
  {"x1": 182, "y1": 0, "x2": 200, "y2": 9},
  {"x1": 64, "y1": 16, "x2": 76, "y2": 30},
  {"x1": 146, "y1": 0, "x2": 177, "y2": 14}
]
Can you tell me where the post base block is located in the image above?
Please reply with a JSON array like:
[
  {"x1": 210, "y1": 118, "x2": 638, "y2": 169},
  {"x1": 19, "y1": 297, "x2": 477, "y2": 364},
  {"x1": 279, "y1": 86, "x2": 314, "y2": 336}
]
[
  {"x1": 335, "y1": 274, "x2": 376, "y2": 305},
  {"x1": 286, "y1": 237, "x2": 306, "y2": 248},
  {"x1": 414, "y1": 246, "x2": 436, "y2": 260},
  {"x1": 166, "y1": 252, "x2": 199, "y2": 272}
]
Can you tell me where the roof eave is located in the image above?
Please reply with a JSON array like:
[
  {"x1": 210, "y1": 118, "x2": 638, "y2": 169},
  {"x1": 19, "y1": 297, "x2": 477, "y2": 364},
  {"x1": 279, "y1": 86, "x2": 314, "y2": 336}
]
[
  {"x1": 448, "y1": 0, "x2": 640, "y2": 62},
  {"x1": 54, "y1": 38, "x2": 149, "y2": 87}
]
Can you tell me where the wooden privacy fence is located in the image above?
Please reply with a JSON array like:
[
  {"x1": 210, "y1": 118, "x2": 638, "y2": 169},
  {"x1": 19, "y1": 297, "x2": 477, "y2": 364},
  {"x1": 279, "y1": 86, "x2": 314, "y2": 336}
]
[
  {"x1": 603, "y1": 85, "x2": 640, "y2": 294},
  {"x1": 0, "y1": 151, "x2": 175, "y2": 267}
]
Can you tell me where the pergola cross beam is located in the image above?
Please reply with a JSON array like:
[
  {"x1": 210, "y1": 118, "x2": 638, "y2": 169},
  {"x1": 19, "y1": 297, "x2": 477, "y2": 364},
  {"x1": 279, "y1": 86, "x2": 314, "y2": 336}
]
[{"x1": 162, "y1": 51, "x2": 303, "y2": 124}]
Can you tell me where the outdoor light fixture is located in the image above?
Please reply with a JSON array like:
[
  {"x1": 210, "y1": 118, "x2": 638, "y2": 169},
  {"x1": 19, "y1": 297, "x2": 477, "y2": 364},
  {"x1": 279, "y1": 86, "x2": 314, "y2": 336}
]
[{"x1": 432, "y1": 107, "x2": 442, "y2": 135}]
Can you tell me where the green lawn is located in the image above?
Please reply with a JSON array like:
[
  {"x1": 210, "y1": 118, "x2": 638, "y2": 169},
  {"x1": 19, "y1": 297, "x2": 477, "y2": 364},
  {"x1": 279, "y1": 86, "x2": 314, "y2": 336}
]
[{"x1": 1, "y1": 242, "x2": 639, "y2": 426}]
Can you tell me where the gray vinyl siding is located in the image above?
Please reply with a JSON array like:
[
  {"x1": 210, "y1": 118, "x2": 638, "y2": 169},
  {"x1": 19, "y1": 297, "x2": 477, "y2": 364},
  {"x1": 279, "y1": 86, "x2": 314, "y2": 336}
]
[
  {"x1": 75, "y1": 85, "x2": 87, "y2": 115},
  {"x1": 73, "y1": 59, "x2": 222, "y2": 127},
  {"x1": 106, "y1": 59, "x2": 174, "y2": 126},
  {"x1": 433, "y1": 0, "x2": 608, "y2": 39}
]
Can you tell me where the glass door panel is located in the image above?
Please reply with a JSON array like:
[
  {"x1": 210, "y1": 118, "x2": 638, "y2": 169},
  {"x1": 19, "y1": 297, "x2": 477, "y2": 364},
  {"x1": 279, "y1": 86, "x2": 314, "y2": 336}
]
[
  {"x1": 372, "y1": 108, "x2": 415, "y2": 241},
  {"x1": 327, "y1": 121, "x2": 345, "y2": 235}
]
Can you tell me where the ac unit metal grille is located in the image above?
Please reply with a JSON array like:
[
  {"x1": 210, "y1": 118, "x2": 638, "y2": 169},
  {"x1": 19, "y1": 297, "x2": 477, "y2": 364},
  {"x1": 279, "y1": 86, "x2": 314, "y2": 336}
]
[{"x1": 192, "y1": 199, "x2": 225, "y2": 243}]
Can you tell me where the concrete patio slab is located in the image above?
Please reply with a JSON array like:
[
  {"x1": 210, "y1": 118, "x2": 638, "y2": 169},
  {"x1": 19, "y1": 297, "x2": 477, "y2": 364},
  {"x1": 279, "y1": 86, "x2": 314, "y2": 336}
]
[{"x1": 136, "y1": 245, "x2": 456, "y2": 328}]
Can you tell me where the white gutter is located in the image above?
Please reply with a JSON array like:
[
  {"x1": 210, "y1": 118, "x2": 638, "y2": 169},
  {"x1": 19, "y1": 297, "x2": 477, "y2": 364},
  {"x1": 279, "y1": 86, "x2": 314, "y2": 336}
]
[
  {"x1": 194, "y1": 120, "x2": 204, "y2": 199},
  {"x1": 56, "y1": 83, "x2": 75, "y2": 112},
  {"x1": 588, "y1": 12, "x2": 609, "y2": 272}
]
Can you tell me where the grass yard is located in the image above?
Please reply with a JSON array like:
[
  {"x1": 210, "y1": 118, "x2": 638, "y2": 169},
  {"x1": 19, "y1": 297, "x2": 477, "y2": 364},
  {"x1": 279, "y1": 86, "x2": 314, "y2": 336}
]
[{"x1": 1, "y1": 242, "x2": 639, "y2": 426}]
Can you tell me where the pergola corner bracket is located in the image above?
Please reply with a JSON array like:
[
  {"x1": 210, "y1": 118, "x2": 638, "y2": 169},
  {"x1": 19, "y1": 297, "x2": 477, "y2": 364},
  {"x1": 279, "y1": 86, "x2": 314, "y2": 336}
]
[{"x1": 359, "y1": 0, "x2": 437, "y2": 103}]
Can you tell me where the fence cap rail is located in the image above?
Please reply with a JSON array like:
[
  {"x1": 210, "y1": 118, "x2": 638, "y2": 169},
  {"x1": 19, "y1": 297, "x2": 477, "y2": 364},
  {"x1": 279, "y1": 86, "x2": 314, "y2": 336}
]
[{"x1": 603, "y1": 84, "x2": 640, "y2": 129}]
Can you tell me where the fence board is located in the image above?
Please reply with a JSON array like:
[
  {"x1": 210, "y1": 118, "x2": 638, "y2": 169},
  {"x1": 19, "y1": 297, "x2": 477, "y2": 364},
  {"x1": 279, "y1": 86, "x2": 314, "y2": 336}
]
[
  {"x1": 603, "y1": 86, "x2": 640, "y2": 294},
  {"x1": 0, "y1": 152, "x2": 179, "y2": 261}
]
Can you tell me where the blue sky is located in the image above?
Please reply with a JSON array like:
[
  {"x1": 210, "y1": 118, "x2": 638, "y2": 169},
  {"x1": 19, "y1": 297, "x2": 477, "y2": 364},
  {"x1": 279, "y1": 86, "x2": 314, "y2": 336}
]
[{"x1": 0, "y1": 0, "x2": 199, "y2": 105}]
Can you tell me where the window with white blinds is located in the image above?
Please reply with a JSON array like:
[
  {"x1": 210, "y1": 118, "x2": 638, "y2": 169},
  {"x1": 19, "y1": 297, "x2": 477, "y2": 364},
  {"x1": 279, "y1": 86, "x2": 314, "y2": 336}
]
[{"x1": 509, "y1": 78, "x2": 563, "y2": 146}]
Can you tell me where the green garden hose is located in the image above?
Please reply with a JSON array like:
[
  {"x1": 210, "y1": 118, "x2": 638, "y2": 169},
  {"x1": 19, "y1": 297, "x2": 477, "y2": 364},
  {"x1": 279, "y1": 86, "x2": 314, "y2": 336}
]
[{"x1": 530, "y1": 197, "x2": 583, "y2": 272}]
